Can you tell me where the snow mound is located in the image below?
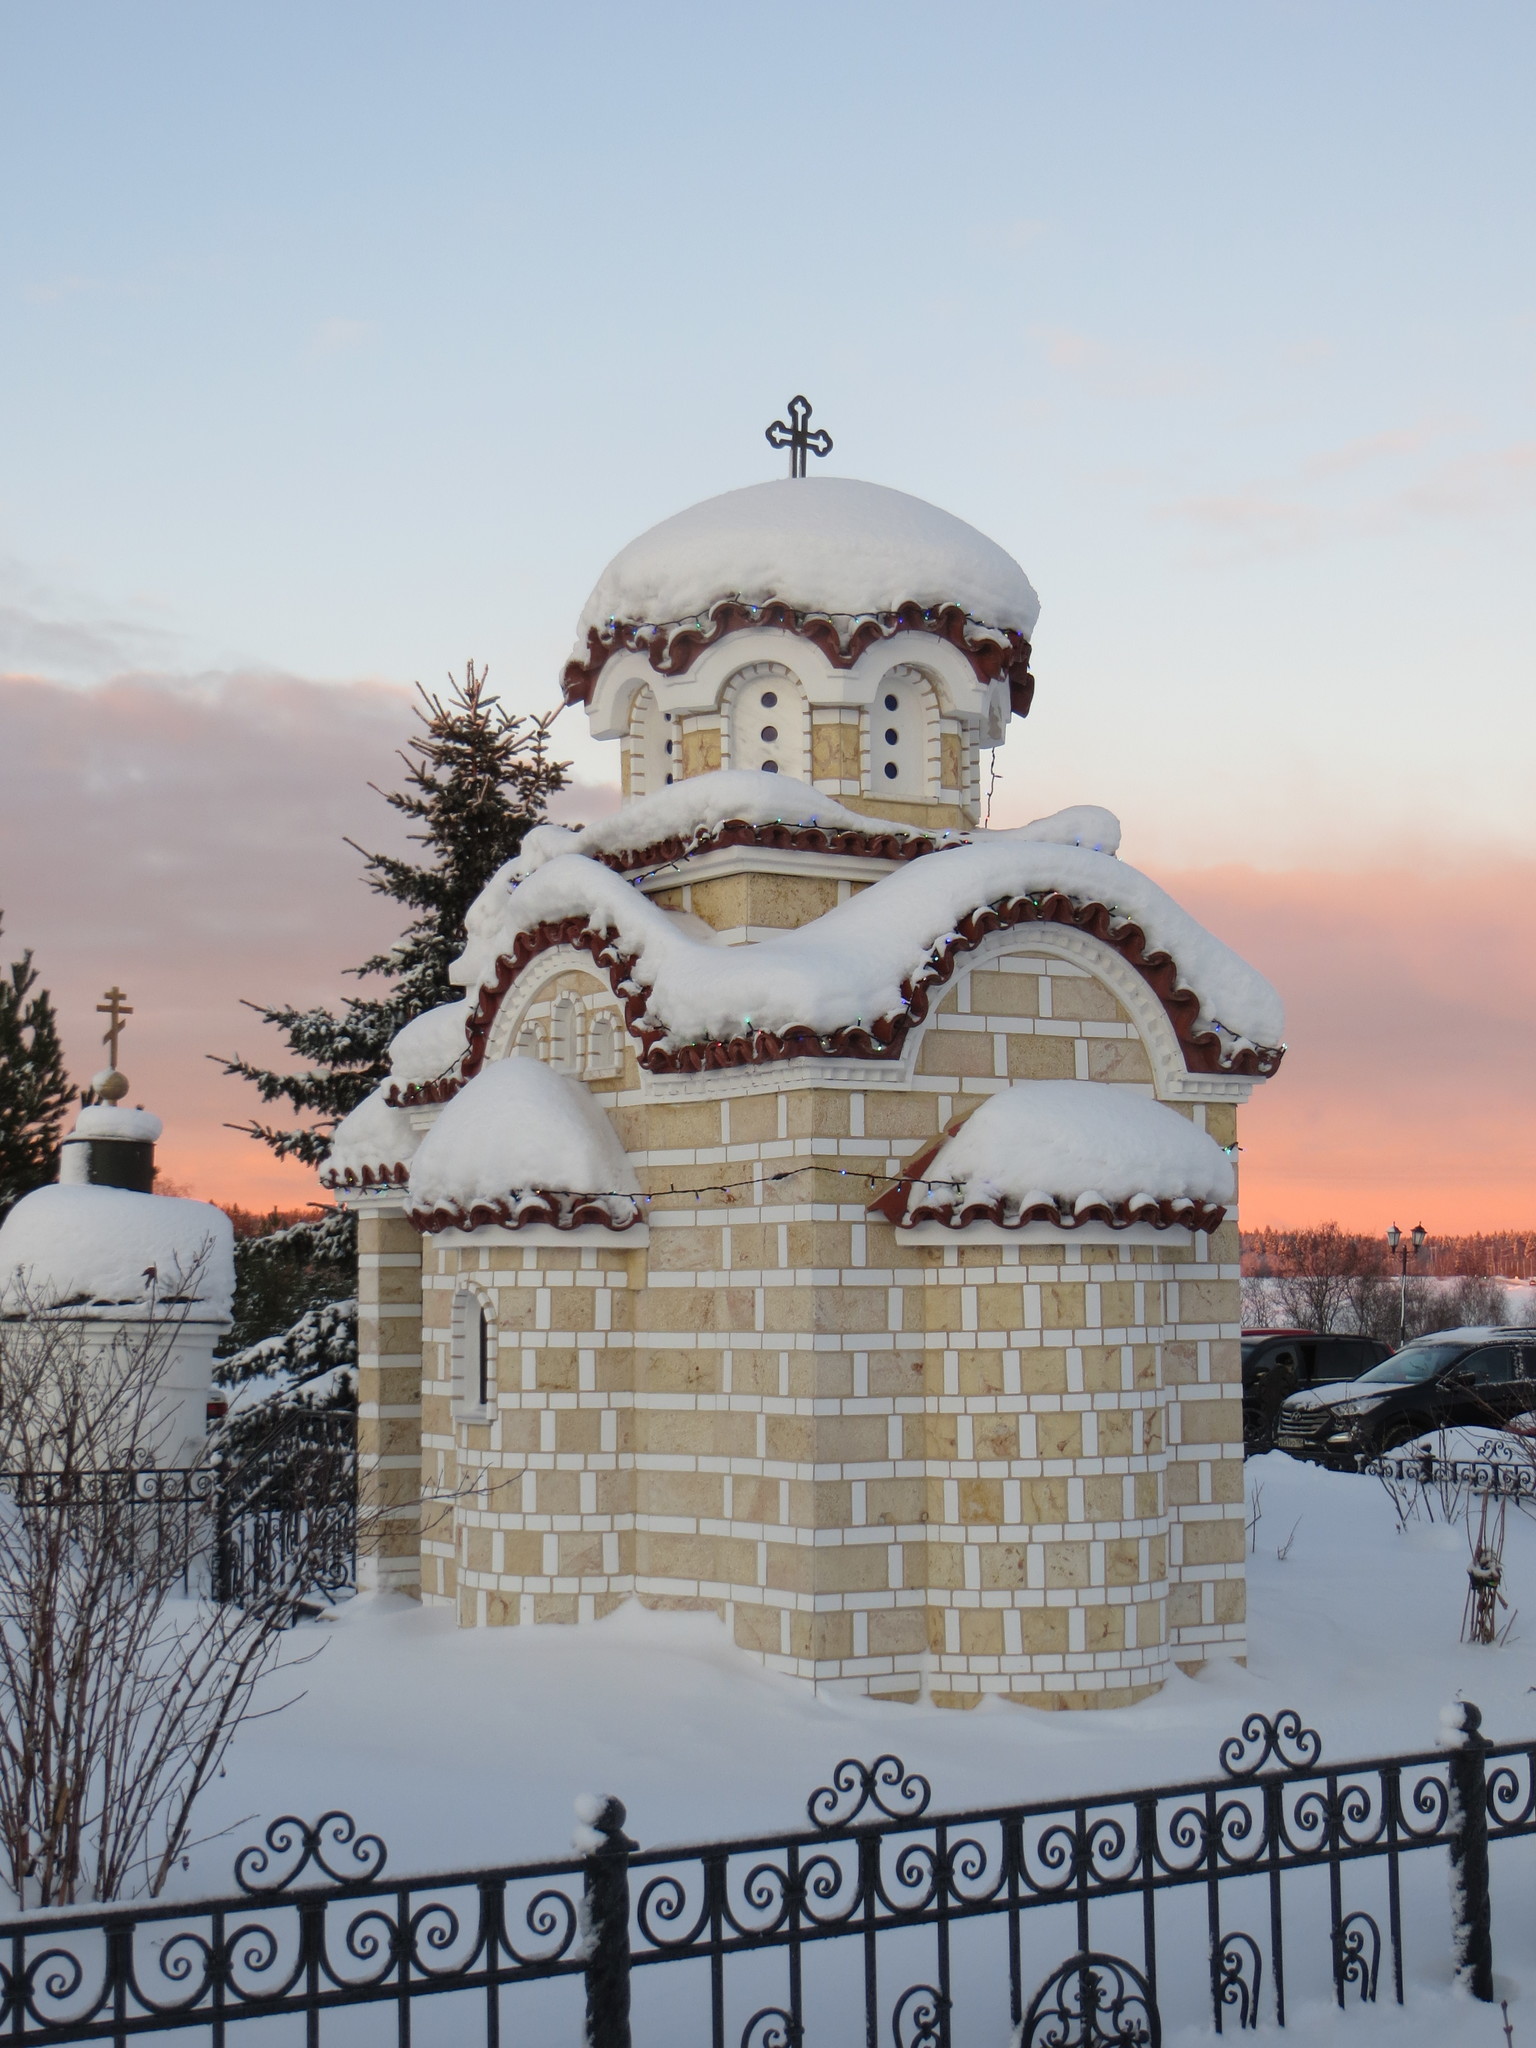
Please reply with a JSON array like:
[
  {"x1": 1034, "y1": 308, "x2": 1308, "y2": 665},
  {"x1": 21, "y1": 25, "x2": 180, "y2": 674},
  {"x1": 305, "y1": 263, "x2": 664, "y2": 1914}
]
[
  {"x1": 407, "y1": 1058, "x2": 640, "y2": 1229},
  {"x1": 503, "y1": 771, "x2": 941, "y2": 881},
  {"x1": 389, "y1": 999, "x2": 471, "y2": 1083},
  {"x1": 322, "y1": 1085, "x2": 420, "y2": 1188},
  {"x1": 980, "y1": 805, "x2": 1122, "y2": 856},
  {"x1": 0, "y1": 1184, "x2": 234, "y2": 1313},
  {"x1": 919, "y1": 1083, "x2": 1235, "y2": 1213},
  {"x1": 71, "y1": 1104, "x2": 164, "y2": 1142},
  {"x1": 576, "y1": 479, "x2": 1040, "y2": 645},
  {"x1": 456, "y1": 837, "x2": 1284, "y2": 1053}
]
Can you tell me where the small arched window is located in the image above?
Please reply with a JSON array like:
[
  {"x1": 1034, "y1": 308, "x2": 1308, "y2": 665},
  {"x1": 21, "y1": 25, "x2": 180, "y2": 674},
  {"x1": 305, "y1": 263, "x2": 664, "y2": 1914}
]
[
  {"x1": 550, "y1": 995, "x2": 580, "y2": 1072},
  {"x1": 727, "y1": 664, "x2": 808, "y2": 779},
  {"x1": 453, "y1": 1291, "x2": 494, "y2": 1415},
  {"x1": 866, "y1": 668, "x2": 935, "y2": 798},
  {"x1": 586, "y1": 1011, "x2": 623, "y2": 1079},
  {"x1": 631, "y1": 684, "x2": 674, "y2": 793}
]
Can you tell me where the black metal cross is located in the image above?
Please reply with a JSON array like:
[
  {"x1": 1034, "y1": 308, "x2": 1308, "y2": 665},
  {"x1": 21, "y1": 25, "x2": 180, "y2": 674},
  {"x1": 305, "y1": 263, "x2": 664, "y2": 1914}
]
[
  {"x1": 765, "y1": 395, "x2": 832, "y2": 478},
  {"x1": 97, "y1": 985, "x2": 132, "y2": 1067}
]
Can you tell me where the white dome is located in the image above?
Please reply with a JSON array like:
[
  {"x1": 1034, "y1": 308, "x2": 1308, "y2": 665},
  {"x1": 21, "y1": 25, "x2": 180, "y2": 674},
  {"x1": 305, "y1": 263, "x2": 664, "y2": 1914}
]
[{"x1": 575, "y1": 478, "x2": 1040, "y2": 645}]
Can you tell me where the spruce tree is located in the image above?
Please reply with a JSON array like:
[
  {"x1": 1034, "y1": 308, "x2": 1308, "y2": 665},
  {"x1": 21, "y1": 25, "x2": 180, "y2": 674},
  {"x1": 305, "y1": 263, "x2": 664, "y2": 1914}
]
[
  {"x1": 215, "y1": 663, "x2": 568, "y2": 1165},
  {"x1": 0, "y1": 919, "x2": 74, "y2": 1221}
]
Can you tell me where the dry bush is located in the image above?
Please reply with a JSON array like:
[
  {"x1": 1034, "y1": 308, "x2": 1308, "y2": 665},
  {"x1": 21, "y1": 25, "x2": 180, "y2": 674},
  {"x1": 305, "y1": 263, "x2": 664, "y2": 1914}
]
[{"x1": 0, "y1": 1282, "x2": 333, "y2": 1905}]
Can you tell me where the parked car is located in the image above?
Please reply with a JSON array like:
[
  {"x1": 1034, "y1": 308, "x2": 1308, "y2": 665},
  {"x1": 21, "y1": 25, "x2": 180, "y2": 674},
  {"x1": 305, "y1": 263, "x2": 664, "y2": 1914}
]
[
  {"x1": 1275, "y1": 1326, "x2": 1536, "y2": 1469},
  {"x1": 1242, "y1": 1329, "x2": 1393, "y2": 1453}
]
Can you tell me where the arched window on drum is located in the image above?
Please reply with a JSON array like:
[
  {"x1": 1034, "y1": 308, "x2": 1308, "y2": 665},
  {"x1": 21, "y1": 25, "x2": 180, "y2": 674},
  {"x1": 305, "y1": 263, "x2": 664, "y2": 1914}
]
[
  {"x1": 550, "y1": 995, "x2": 581, "y2": 1073},
  {"x1": 585, "y1": 1011, "x2": 623, "y2": 1080},
  {"x1": 727, "y1": 666, "x2": 808, "y2": 779},
  {"x1": 631, "y1": 685, "x2": 675, "y2": 793},
  {"x1": 866, "y1": 668, "x2": 935, "y2": 799}
]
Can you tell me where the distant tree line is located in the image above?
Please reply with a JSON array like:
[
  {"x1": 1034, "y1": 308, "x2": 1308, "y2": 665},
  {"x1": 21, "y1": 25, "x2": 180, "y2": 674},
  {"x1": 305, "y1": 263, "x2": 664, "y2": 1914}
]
[{"x1": 1240, "y1": 1223, "x2": 1534, "y2": 1341}]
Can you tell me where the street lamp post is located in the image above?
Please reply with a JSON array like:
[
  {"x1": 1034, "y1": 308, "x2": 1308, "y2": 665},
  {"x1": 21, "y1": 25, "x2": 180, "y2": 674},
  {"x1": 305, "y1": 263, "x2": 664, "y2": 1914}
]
[{"x1": 1386, "y1": 1222, "x2": 1428, "y2": 1346}]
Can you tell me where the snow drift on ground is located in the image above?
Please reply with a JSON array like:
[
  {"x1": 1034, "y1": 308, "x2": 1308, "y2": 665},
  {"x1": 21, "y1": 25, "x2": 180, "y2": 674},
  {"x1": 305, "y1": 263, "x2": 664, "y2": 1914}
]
[
  {"x1": 0, "y1": 1183, "x2": 234, "y2": 1311},
  {"x1": 406, "y1": 1055, "x2": 640, "y2": 1214},
  {"x1": 455, "y1": 834, "x2": 1285, "y2": 1052},
  {"x1": 575, "y1": 478, "x2": 1041, "y2": 641},
  {"x1": 171, "y1": 1452, "x2": 1536, "y2": 2043},
  {"x1": 919, "y1": 1080, "x2": 1236, "y2": 1210}
]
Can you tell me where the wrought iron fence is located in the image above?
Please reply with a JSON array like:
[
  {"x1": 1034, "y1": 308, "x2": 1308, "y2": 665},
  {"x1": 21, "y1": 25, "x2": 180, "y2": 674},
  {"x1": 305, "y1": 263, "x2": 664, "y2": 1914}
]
[
  {"x1": 0, "y1": 1409, "x2": 357, "y2": 1611},
  {"x1": 1363, "y1": 1448, "x2": 1536, "y2": 1499},
  {"x1": 211, "y1": 1407, "x2": 356, "y2": 1606},
  {"x1": 0, "y1": 1701, "x2": 1527, "y2": 2045}
]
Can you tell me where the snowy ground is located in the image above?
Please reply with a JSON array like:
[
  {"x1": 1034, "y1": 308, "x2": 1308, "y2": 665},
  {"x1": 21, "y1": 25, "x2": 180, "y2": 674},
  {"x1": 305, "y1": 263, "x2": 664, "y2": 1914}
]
[{"x1": 177, "y1": 1451, "x2": 1536, "y2": 2044}]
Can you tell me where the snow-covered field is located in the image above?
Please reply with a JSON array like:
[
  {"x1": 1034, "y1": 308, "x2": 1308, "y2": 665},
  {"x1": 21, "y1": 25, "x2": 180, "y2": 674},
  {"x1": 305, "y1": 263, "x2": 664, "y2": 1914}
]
[{"x1": 180, "y1": 1452, "x2": 1536, "y2": 2044}]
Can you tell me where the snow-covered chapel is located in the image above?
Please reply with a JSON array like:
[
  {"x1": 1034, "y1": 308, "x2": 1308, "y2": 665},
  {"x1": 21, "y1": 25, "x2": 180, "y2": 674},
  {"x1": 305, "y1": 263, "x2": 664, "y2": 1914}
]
[{"x1": 324, "y1": 472, "x2": 1285, "y2": 1709}]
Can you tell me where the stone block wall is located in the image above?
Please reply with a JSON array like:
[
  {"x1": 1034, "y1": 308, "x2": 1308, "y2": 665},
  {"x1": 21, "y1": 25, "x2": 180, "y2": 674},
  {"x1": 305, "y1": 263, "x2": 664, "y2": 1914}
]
[{"x1": 360, "y1": 928, "x2": 1250, "y2": 1706}]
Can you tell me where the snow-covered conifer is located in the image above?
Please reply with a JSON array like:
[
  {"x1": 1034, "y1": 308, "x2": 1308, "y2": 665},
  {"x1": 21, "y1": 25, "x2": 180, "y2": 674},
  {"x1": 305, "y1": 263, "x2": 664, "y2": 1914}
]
[
  {"x1": 215, "y1": 663, "x2": 568, "y2": 1163},
  {"x1": 0, "y1": 917, "x2": 73, "y2": 1222}
]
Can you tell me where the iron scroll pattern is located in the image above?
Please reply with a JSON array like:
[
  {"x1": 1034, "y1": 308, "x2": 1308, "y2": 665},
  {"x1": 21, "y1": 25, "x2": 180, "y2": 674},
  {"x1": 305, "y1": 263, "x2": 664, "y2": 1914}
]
[{"x1": 0, "y1": 1711, "x2": 1530, "y2": 2043}]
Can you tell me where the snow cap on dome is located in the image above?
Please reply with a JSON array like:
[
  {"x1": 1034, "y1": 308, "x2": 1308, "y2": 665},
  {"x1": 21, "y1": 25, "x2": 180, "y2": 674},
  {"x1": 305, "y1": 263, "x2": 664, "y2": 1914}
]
[
  {"x1": 71, "y1": 1104, "x2": 164, "y2": 1143},
  {"x1": 0, "y1": 1183, "x2": 234, "y2": 1313},
  {"x1": 575, "y1": 479, "x2": 1040, "y2": 647},
  {"x1": 407, "y1": 1058, "x2": 640, "y2": 1231},
  {"x1": 321, "y1": 1084, "x2": 420, "y2": 1190},
  {"x1": 900, "y1": 1082, "x2": 1234, "y2": 1231}
]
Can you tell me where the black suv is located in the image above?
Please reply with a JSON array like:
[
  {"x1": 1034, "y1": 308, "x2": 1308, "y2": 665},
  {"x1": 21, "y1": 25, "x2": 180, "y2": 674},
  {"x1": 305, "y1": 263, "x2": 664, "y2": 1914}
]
[
  {"x1": 1275, "y1": 1327, "x2": 1536, "y2": 1468},
  {"x1": 1242, "y1": 1330, "x2": 1393, "y2": 1453}
]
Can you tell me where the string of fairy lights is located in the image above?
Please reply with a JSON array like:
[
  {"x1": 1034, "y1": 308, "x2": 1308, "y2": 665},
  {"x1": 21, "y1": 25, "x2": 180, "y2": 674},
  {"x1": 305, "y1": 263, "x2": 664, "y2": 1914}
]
[{"x1": 352, "y1": 1149, "x2": 1238, "y2": 1208}]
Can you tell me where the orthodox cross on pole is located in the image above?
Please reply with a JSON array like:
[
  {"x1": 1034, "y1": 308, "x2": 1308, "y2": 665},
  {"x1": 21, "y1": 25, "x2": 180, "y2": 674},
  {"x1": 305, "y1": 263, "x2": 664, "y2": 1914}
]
[
  {"x1": 97, "y1": 986, "x2": 133, "y2": 1069},
  {"x1": 765, "y1": 395, "x2": 832, "y2": 478}
]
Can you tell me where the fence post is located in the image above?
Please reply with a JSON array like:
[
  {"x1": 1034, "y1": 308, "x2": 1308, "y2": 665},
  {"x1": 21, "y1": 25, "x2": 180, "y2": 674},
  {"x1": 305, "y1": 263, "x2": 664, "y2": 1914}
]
[
  {"x1": 579, "y1": 1794, "x2": 636, "y2": 2048},
  {"x1": 1443, "y1": 1699, "x2": 1493, "y2": 2001}
]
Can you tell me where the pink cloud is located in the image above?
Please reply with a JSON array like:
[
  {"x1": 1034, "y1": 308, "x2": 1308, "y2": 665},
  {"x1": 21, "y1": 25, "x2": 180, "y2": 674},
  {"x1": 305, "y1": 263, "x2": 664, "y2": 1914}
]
[
  {"x1": 0, "y1": 673, "x2": 613, "y2": 1209},
  {"x1": 1161, "y1": 863, "x2": 1536, "y2": 1233},
  {"x1": 4, "y1": 675, "x2": 1529, "y2": 1232}
]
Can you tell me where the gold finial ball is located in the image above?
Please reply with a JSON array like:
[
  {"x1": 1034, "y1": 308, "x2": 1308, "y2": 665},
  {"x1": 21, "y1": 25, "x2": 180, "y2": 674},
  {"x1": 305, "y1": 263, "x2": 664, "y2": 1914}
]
[{"x1": 92, "y1": 1067, "x2": 130, "y2": 1104}]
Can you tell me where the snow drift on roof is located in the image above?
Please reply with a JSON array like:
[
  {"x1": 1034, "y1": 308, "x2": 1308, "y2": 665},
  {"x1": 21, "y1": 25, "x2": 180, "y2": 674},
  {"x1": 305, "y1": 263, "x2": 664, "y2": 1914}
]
[
  {"x1": 389, "y1": 999, "x2": 471, "y2": 1083},
  {"x1": 455, "y1": 837, "x2": 1284, "y2": 1053},
  {"x1": 407, "y1": 1058, "x2": 639, "y2": 1230},
  {"x1": 501, "y1": 771, "x2": 940, "y2": 882},
  {"x1": 575, "y1": 479, "x2": 1040, "y2": 646},
  {"x1": 322, "y1": 1085, "x2": 420, "y2": 1188},
  {"x1": 0, "y1": 1184, "x2": 234, "y2": 1313},
  {"x1": 71, "y1": 1104, "x2": 164, "y2": 1142},
  {"x1": 919, "y1": 1082, "x2": 1235, "y2": 1216}
]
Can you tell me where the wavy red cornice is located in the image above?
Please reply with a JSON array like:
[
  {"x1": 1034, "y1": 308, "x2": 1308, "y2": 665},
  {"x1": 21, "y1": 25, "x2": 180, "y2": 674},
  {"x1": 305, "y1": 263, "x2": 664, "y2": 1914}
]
[
  {"x1": 389, "y1": 887, "x2": 1284, "y2": 1110},
  {"x1": 587, "y1": 815, "x2": 943, "y2": 875},
  {"x1": 408, "y1": 1190, "x2": 643, "y2": 1236},
  {"x1": 561, "y1": 598, "x2": 1035, "y2": 720}
]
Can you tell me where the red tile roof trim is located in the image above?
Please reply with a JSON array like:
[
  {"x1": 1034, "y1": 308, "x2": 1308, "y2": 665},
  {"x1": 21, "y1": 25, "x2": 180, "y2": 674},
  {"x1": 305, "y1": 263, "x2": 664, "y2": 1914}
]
[
  {"x1": 589, "y1": 815, "x2": 942, "y2": 875},
  {"x1": 408, "y1": 1191, "x2": 644, "y2": 1235},
  {"x1": 389, "y1": 888, "x2": 1284, "y2": 1110},
  {"x1": 561, "y1": 599, "x2": 1035, "y2": 719}
]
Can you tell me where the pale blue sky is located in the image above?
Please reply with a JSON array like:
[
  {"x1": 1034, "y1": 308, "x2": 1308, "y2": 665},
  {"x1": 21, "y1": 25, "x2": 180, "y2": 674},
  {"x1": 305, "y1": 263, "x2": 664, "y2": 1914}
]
[{"x1": 3, "y1": 0, "x2": 1532, "y2": 865}]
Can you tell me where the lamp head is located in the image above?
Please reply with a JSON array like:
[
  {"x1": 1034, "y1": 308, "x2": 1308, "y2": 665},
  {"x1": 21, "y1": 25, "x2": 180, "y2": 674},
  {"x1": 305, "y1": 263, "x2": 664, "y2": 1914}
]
[
  {"x1": 1412, "y1": 1223, "x2": 1427, "y2": 1252},
  {"x1": 1386, "y1": 1223, "x2": 1401, "y2": 1251}
]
